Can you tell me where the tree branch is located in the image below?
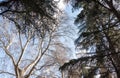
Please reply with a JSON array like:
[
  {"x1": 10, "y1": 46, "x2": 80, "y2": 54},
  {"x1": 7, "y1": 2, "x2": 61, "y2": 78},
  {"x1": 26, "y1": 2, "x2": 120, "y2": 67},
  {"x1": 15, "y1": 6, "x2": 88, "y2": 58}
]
[
  {"x1": 25, "y1": 32, "x2": 53, "y2": 77},
  {"x1": 0, "y1": 10, "x2": 26, "y2": 15},
  {"x1": 0, "y1": 70, "x2": 15, "y2": 76},
  {"x1": 16, "y1": 32, "x2": 32, "y2": 66},
  {"x1": 0, "y1": 38, "x2": 16, "y2": 66},
  {"x1": 0, "y1": 0, "x2": 12, "y2": 6}
]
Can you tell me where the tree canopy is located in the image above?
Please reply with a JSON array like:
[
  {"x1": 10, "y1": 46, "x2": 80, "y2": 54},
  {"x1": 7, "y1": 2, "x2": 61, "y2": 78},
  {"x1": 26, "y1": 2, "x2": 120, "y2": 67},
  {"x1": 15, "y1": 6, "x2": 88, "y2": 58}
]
[
  {"x1": 1, "y1": 0, "x2": 120, "y2": 78},
  {"x1": 60, "y1": 0, "x2": 120, "y2": 78},
  {"x1": 0, "y1": 0, "x2": 60, "y2": 37}
]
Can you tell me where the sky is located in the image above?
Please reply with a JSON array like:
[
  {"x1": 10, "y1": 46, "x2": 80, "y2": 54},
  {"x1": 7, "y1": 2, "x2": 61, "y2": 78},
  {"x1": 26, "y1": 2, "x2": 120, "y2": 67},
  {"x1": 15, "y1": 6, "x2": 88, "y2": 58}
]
[
  {"x1": 54, "y1": 0, "x2": 79, "y2": 58},
  {"x1": 0, "y1": 1, "x2": 79, "y2": 78},
  {"x1": 56, "y1": 1, "x2": 101, "y2": 78},
  {"x1": 56, "y1": 0, "x2": 66, "y2": 10},
  {"x1": 0, "y1": 0, "x2": 103, "y2": 78}
]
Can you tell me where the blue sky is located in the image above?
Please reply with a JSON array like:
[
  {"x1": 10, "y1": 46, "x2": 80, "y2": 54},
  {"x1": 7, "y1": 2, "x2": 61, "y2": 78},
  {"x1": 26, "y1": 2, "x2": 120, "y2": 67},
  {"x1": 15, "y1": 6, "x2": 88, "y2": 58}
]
[
  {"x1": 58, "y1": 3, "x2": 81, "y2": 59},
  {"x1": 0, "y1": 0, "x2": 82, "y2": 77}
]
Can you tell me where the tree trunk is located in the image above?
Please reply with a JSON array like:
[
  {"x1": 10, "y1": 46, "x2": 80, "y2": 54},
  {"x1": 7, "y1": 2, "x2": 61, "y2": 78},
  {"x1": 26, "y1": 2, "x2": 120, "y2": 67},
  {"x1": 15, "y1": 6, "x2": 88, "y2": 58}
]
[
  {"x1": 101, "y1": 25, "x2": 120, "y2": 78},
  {"x1": 15, "y1": 67, "x2": 26, "y2": 78},
  {"x1": 16, "y1": 75, "x2": 24, "y2": 78}
]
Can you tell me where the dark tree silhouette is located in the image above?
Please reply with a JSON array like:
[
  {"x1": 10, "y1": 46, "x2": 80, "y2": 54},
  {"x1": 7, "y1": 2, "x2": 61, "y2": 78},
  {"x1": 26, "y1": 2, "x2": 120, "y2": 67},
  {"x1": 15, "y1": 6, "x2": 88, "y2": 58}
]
[
  {"x1": 0, "y1": 0, "x2": 59, "y2": 37},
  {"x1": 60, "y1": 0, "x2": 120, "y2": 78}
]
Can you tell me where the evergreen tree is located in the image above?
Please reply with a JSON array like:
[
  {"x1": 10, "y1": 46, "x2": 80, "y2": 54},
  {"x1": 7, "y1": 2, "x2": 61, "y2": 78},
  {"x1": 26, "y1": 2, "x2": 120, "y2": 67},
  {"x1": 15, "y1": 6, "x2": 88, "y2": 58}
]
[{"x1": 60, "y1": 0, "x2": 120, "y2": 78}]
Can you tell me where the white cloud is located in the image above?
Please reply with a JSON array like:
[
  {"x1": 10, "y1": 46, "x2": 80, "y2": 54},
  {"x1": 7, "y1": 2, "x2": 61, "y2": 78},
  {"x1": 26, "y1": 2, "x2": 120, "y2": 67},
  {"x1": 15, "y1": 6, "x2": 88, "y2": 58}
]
[{"x1": 54, "y1": 0, "x2": 66, "y2": 10}]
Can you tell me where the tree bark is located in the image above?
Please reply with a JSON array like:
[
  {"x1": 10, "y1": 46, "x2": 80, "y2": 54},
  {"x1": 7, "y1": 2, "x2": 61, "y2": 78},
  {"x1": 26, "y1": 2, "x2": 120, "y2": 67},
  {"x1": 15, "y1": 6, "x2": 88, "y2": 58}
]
[{"x1": 15, "y1": 67, "x2": 25, "y2": 78}]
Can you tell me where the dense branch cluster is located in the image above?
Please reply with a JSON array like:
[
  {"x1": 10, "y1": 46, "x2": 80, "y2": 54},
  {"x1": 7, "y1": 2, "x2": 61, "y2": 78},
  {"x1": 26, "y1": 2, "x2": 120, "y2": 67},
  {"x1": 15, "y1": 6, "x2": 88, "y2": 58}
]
[
  {"x1": 0, "y1": 0, "x2": 59, "y2": 37},
  {"x1": 60, "y1": 0, "x2": 120, "y2": 78}
]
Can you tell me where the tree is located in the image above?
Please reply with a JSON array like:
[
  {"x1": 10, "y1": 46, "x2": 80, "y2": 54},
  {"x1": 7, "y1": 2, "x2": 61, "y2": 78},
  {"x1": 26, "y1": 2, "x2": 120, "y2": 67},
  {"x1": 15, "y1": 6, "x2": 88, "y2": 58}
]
[
  {"x1": 0, "y1": 10, "x2": 75, "y2": 78},
  {"x1": 60, "y1": 0, "x2": 120, "y2": 78},
  {"x1": 0, "y1": 16, "x2": 59, "y2": 78},
  {"x1": 0, "y1": 0, "x2": 60, "y2": 36},
  {"x1": 0, "y1": 0, "x2": 78, "y2": 78}
]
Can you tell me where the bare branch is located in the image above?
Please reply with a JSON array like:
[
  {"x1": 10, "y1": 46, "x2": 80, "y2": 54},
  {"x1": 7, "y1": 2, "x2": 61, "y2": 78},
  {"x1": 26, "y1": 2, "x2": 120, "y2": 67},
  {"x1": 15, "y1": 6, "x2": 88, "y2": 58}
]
[
  {"x1": 3, "y1": 47, "x2": 16, "y2": 66},
  {"x1": 24, "y1": 32, "x2": 53, "y2": 77},
  {"x1": 17, "y1": 32, "x2": 33, "y2": 66},
  {"x1": 23, "y1": 38, "x2": 44, "y2": 75},
  {"x1": 0, "y1": 37, "x2": 16, "y2": 66},
  {"x1": 0, "y1": 70, "x2": 15, "y2": 76}
]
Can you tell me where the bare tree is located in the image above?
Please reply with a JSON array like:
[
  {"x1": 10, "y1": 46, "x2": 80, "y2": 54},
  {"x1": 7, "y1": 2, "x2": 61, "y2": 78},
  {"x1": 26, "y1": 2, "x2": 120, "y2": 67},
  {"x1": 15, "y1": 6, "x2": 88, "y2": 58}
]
[
  {"x1": 0, "y1": 17, "x2": 59, "y2": 78},
  {"x1": 0, "y1": 11, "x2": 76, "y2": 78}
]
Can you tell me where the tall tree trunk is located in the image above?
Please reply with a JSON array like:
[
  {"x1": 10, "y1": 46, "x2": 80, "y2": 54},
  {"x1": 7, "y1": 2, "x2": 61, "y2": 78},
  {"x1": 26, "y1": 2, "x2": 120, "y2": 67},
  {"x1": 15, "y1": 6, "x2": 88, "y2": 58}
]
[{"x1": 102, "y1": 29, "x2": 120, "y2": 78}]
